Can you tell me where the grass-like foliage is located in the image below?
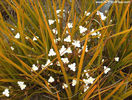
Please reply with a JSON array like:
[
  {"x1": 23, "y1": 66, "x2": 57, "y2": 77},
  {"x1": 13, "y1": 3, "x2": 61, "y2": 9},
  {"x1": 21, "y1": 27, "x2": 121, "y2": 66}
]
[{"x1": 0, "y1": 0, "x2": 132, "y2": 99}]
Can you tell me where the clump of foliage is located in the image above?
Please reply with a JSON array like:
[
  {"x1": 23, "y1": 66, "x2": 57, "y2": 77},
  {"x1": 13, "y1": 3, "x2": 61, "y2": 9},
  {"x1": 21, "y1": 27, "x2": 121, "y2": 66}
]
[{"x1": 0, "y1": 0, "x2": 131, "y2": 100}]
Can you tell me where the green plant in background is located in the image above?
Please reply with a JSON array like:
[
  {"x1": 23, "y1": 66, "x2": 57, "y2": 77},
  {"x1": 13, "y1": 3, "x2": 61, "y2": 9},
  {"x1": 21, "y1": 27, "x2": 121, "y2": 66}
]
[{"x1": 0, "y1": 0, "x2": 131, "y2": 100}]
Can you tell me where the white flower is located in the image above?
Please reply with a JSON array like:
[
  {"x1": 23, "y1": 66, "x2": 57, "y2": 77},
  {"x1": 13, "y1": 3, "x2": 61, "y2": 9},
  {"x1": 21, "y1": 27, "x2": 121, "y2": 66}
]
[
  {"x1": 17, "y1": 81, "x2": 26, "y2": 90},
  {"x1": 48, "y1": 19, "x2": 55, "y2": 25},
  {"x1": 82, "y1": 45, "x2": 88, "y2": 52},
  {"x1": 105, "y1": 10, "x2": 108, "y2": 13},
  {"x1": 87, "y1": 77, "x2": 95, "y2": 84},
  {"x1": 15, "y1": 33, "x2": 20, "y2": 39},
  {"x1": 62, "y1": 83, "x2": 68, "y2": 89},
  {"x1": 52, "y1": 28, "x2": 58, "y2": 35},
  {"x1": 91, "y1": 29, "x2": 97, "y2": 36},
  {"x1": 25, "y1": 36, "x2": 29, "y2": 39},
  {"x1": 102, "y1": 59, "x2": 104, "y2": 62},
  {"x1": 78, "y1": 48, "x2": 82, "y2": 53},
  {"x1": 61, "y1": 58, "x2": 69, "y2": 63},
  {"x1": 97, "y1": 31, "x2": 101, "y2": 38},
  {"x1": 56, "y1": 9, "x2": 65, "y2": 14},
  {"x1": 85, "y1": 73, "x2": 89, "y2": 78},
  {"x1": 54, "y1": 37, "x2": 61, "y2": 43},
  {"x1": 97, "y1": 11, "x2": 106, "y2": 20},
  {"x1": 84, "y1": 70, "x2": 90, "y2": 78},
  {"x1": 2, "y1": 88, "x2": 9, "y2": 97},
  {"x1": 79, "y1": 26, "x2": 87, "y2": 34},
  {"x1": 57, "y1": 61, "x2": 61, "y2": 66},
  {"x1": 115, "y1": 57, "x2": 119, "y2": 62},
  {"x1": 68, "y1": 63, "x2": 76, "y2": 71},
  {"x1": 48, "y1": 48, "x2": 56, "y2": 56},
  {"x1": 33, "y1": 36, "x2": 39, "y2": 41},
  {"x1": 20, "y1": 84, "x2": 26, "y2": 90},
  {"x1": 42, "y1": 59, "x2": 53, "y2": 68},
  {"x1": 72, "y1": 40, "x2": 81, "y2": 48},
  {"x1": 56, "y1": 10, "x2": 61, "y2": 14},
  {"x1": 83, "y1": 77, "x2": 95, "y2": 84},
  {"x1": 66, "y1": 30, "x2": 69, "y2": 34},
  {"x1": 66, "y1": 47, "x2": 72, "y2": 54},
  {"x1": 72, "y1": 79, "x2": 77, "y2": 86},
  {"x1": 104, "y1": 66, "x2": 110, "y2": 74},
  {"x1": 48, "y1": 76, "x2": 55, "y2": 83},
  {"x1": 64, "y1": 35, "x2": 71, "y2": 42},
  {"x1": 67, "y1": 23, "x2": 73, "y2": 28},
  {"x1": 59, "y1": 45, "x2": 66, "y2": 56},
  {"x1": 85, "y1": 11, "x2": 90, "y2": 16},
  {"x1": 11, "y1": 28, "x2": 14, "y2": 31},
  {"x1": 56, "y1": 37, "x2": 61, "y2": 41},
  {"x1": 31, "y1": 64, "x2": 38, "y2": 71},
  {"x1": 84, "y1": 85, "x2": 89, "y2": 92},
  {"x1": 17, "y1": 81, "x2": 24, "y2": 85},
  {"x1": 11, "y1": 46, "x2": 14, "y2": 50}
]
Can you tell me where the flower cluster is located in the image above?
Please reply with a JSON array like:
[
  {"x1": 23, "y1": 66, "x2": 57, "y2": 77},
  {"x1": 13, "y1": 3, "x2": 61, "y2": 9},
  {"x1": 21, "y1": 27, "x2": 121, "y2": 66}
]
[{"x1": 6, "y1": 8, "x2": 119, "y2": 98}]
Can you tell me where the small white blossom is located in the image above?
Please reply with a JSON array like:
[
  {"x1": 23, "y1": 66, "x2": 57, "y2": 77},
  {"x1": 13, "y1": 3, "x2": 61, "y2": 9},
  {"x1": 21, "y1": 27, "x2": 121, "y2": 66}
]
[
  {"x1": 83, "y1": 77, "x2": 95, "y2": 84},
  {"x1": 54, "y1": 37, "x2": 61, "y2": 43},
  {"x1": 66, "y1": 47, "x2": 72, "y2": 54},
  {"x1": 105, "y1": 10, "x2": 108, "y2": 13},
  {"x1": 67, "y1": 23, "x2": 73, "y2": 28},
  {"x1": 56, "y1": 10, "x2": 61, "y2": 14},
  {"x1": 56, "y1": 9, "x2": 65, "y2": 14},
  {"x1": 84, "y1": 70, "x2": 90, "y2": 78},
  {"x1": 115, "y1": 57, "x2": 119, "y2": 62},
  {"x1": 2, "y1": 88, "x2": 9, "y2": 97},
  {"x1": 79, "y1": 26, "x2": 87, "y2": 34},
  {"x1": 97, "y1": 11, "x2": 106, "y2": 20},
  {"x1": 82, "y1": 45, "x2": 88, "y2": 52},
  {"x1": 33, "y1": 36, "x2": 39, "y2": 41},
  {"x1": 85, "y1": 11, "x2": 90, "y2": 16},
  {"x1": 102, "y1": 59, "x2": 104, "y2": 62},
  {"x1": 87, "y1": 77, "x2": 95, "y2": 84},
  {"x1": 11, "y1": 46, "x2": 14, "y2": 50},
  {"x1": 52, "y1": 28, "x2": 58, "y2": 35},
  {"x1": 72, "y1": 79, "x2": 77, "y2": 86},
  {"x1": 15, "y1": 33, "x2": 20, "y2": 39},
  {"x1": 91, "y1": 29, "x2": 97, "y2": 36},
  {"x1": 59, "y1": 45, "x2": 67, "y2": 56},
  {"x1": 84, "y1": 85, "x2": 89, "y2": 92},
  {"x1": 48, "y1": 48, "x2": 56, "y2": 56},
  {"x1": 62, "y1": 83, "x2": 68, "y2": 89},
  {"x1": 31, "y1": 64, "x2": 38, "y2": 71},
  {"x1": 57, "y1": 61, "x2": 61, "y2": 66},
  {"x1": 17, "y1": 81, "x2": 26, "y2": 90},
  {"x1": 68, "y1": 63, "x2": 76, "y2": 71},
  {"x1": 61, "y1": 58, "x2": 69, "y2": 63},
  {"x1": 66, "y1": 30, "x2": 69, "y2": 34},
  {"x1": 42, "y1": 59, "x2": 53, "y2": 68},
  {"x1": 48, "y1": 19, "x2": 55, "y2": 25},
  {"x1": 48, "y1": 76, "x2": 55, "y2": 83},
  {"x1": 72, "y1": 40, "x2": 81, "y2": 48},
  {"x1": 64, "y1": 35, "x2": 71, "y2": 42},
  {"x1": 104, "y1": 66, "x2": 111, "y2": 74},
  {"x1": 56, "y1": 37, "x2": 61, "y2": 41},
  {"x1": 25, "y1": 36, "x2": 29, "y2": 39},
  {"x1": 78, "y1": 48, "x2": 82, "y2": 53},
  {"x1": 11, "y1": 28, "x2": 14, "y2": 31}
]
